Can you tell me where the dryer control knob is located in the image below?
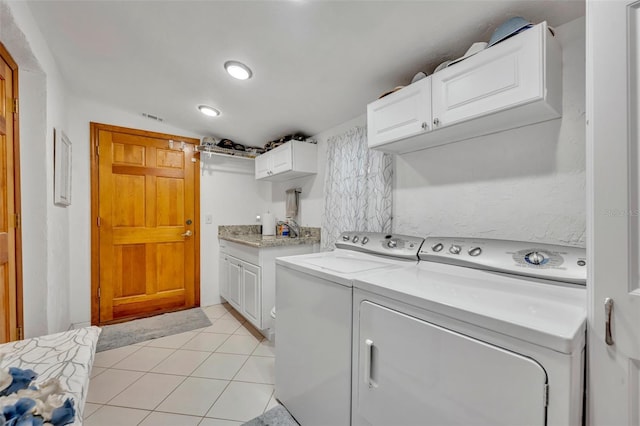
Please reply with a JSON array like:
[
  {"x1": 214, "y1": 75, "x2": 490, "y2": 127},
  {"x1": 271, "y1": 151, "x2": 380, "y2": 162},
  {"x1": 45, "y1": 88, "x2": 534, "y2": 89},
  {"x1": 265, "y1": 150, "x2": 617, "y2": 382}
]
[
  {"x1": 342, "y1": 235, "x2": 350, "y2": 241},
  {"x1": 362, "y1": 237, "x2": 369, "y2": 245},
  {"x1": 449, "y1": 245, "x2": 461, "y2": 255},
  {"x1": 352, "y1": 236, "x2": 359, "y2": 243},
  {"x1": 468, "y1": 247, "x2": 482, "y2": 257},
  {"x1": 432, "y1": 243, "x2": 444, "y2": 252},
  {"x1": 387, "y1": 240, "x2": 397, "y2": 248}
]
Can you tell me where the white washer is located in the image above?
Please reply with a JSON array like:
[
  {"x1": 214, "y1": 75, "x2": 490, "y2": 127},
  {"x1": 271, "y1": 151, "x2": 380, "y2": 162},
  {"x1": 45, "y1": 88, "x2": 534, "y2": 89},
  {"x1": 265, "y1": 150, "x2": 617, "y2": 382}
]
[
  {"x1": 351, "y1": 237, "x2": 587, "y2": 426},
  {"x1": 275, "y1": 232, "x2": 425, "y2": 426}
]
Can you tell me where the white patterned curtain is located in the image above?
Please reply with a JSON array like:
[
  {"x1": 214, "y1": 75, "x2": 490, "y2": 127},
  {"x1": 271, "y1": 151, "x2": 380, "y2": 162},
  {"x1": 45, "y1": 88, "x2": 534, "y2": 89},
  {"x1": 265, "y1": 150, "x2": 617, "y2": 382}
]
[{"x1": 321, "y1": 126, "x2": 393, "y2": 250}]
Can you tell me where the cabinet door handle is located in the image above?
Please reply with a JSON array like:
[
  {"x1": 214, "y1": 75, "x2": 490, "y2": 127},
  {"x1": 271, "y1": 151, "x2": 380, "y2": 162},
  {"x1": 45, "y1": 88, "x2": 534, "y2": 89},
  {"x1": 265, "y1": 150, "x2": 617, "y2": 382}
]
[
  {"x1": 604, "y1": 298, "x2": 614, "y2": 345},
  {"x1": 433, "y1": 118, "x2": 440, "y2": 127},
  {"x1": 421, "y1": 121, "x2": 429, "y2": 131},
  {"x1": 364, "y1": 339, "x2": 375, "y2": 388}
]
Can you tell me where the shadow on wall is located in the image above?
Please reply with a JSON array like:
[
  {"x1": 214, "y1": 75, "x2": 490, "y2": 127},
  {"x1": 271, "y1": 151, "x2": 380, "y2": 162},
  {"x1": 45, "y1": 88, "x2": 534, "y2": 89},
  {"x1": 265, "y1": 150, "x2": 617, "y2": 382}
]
[{"x1": 394, "y1": 118, "x2": 563, "y2": 189}]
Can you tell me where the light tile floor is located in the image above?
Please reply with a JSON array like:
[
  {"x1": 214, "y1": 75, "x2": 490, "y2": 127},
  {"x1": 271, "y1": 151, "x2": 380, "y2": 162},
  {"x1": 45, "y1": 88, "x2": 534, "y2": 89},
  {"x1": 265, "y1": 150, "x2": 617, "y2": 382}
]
[{"x1": 85, "y1": 304, "x2": 278, "y2": 426}]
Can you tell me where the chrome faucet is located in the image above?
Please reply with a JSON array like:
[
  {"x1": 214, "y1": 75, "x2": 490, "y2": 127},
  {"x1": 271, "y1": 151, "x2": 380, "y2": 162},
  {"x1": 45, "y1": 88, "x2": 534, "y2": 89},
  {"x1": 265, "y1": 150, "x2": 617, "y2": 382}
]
[{"x1": 287, "y1": 218, "x2": 300, "y2": 238}]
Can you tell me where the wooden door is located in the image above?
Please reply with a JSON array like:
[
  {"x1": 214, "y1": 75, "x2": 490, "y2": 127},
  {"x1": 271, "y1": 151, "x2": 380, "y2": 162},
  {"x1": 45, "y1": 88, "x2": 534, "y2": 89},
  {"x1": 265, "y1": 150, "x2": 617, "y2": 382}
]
[
  {"x1": 0, "y1": 44, "x2": 22, "y2": 343},
  {"x1": 587, "y1": 2, "x2": 640, "y2": 424},
  {"x1": 91, "y1": 123, "x2": 200, "y2": 325}
]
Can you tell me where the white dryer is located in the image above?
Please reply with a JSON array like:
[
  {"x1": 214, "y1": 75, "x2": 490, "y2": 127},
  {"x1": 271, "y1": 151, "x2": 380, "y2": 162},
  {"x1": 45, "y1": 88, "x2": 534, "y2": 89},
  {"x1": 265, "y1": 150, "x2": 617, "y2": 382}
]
[
  {"x1": 351, "y1": 237, "x2": 587, "y2": 426},
  {"x1": 275, "y1": 232, "x2": 425, "y2": 426}
]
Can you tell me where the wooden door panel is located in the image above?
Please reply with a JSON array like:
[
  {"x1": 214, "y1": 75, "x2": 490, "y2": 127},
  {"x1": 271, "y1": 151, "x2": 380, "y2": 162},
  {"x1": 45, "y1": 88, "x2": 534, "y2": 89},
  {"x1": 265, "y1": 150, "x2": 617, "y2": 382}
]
[
  {"x1": 112, "y1": 290, "x2": 185, "y2": 318},
  {"x1": 112, "y1": 227, "x2": 185, "y2": 244},
  {"x1": 94, "y1": 123, "x2": 199, "y2": 324},
  {"x1": 157, "y1": 242, "x2": 184, "y2": 291},
  {"x1": 112, "y1": 174, "x2": 146, "y2": 226},
  {"x1": 112, "y1": 142, "x2": 146, "y2": 165},
  {"x1": 156, "y1": 177, "x2": 184, "y2": 226},
  {"x1": 157, "y1": 149, "x2": 183, "y2": 169},
  {"x1": 113, "y1": 244, "x2": 147, "y2": 298}
]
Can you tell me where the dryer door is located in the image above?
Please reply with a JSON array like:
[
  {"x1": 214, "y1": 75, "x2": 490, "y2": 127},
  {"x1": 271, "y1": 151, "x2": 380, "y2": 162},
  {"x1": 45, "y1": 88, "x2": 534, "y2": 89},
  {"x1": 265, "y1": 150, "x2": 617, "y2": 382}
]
[{"x1": 354, "y1": 301, "x2": 548, "y2": 426}]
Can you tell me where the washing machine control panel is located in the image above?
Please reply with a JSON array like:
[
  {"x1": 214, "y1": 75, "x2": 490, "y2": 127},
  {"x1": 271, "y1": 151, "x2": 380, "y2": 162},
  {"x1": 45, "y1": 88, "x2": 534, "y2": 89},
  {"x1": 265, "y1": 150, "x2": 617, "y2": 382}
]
[
  {"x1": 336, "y1": 232, "x2": 425, "y2": 260},
  {"x1": 420, "y1": 237, "x2": 586, "y2": 285}
]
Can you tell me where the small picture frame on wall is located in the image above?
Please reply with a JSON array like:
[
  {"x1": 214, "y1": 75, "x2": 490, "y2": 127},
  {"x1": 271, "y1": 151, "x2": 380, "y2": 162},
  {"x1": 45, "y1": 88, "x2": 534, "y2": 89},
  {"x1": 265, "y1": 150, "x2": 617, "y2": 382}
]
[{"x1": 54, "y1": 128, "x2": 72, "y2": 206}]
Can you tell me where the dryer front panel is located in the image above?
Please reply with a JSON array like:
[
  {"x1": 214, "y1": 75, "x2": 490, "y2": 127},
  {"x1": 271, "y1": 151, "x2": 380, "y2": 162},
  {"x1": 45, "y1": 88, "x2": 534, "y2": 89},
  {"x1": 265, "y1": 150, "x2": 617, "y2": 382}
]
[{"x1": 354, "y1": 300, "x2": 548, "y2": 426}]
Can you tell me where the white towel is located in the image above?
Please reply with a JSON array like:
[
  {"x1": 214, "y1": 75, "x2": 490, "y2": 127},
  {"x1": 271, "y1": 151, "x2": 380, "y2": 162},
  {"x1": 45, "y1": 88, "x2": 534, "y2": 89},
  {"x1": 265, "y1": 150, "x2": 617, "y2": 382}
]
[{"x1": 286, "y1": 189, "x2": 299, "y2": 218}]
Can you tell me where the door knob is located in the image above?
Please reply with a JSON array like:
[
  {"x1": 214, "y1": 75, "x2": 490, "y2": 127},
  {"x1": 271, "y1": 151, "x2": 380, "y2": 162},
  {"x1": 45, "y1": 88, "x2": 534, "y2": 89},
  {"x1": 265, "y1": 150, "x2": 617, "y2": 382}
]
[{"x1": 181, "y1": 230, "x2": 193, "y2": 237}]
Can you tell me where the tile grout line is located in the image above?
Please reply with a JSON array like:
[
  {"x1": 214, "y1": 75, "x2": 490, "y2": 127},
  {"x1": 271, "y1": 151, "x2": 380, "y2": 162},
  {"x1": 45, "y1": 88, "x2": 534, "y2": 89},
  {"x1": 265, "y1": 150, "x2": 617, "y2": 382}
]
[
  {"x1": 94, "y1": 346, "x2": 182, "y2": 407},
  {"x1": 89, "y1": 305, "x2": 267, "y2": 423}
]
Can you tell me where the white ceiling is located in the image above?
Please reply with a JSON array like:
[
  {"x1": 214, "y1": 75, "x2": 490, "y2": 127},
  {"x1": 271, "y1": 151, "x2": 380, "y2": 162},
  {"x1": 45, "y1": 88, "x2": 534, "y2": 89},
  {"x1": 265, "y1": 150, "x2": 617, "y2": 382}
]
[{"x1": 26, "y1": 0, "x2": 584, "y2": 147}]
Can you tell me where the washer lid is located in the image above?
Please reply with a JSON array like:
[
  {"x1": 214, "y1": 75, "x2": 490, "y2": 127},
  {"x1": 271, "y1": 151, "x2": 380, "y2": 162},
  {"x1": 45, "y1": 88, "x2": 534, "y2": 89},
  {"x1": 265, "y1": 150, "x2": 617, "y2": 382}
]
[
  {"x1": 276, "y1": 249, "x2": 417, "y2": 287},
  {"x1": 353, "y1": 261, "x2": 586, "y2": 354}
]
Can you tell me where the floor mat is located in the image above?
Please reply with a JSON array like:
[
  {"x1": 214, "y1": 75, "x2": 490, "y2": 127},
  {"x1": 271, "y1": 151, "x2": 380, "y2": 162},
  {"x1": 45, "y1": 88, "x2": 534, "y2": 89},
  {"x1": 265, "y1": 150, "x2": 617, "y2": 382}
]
[
  {"x1": 96, "y1": 308, "x2": 212, "y2": 352},
  {"x1": 243, "y1": 405, "x2": 299, "y2": 426}
]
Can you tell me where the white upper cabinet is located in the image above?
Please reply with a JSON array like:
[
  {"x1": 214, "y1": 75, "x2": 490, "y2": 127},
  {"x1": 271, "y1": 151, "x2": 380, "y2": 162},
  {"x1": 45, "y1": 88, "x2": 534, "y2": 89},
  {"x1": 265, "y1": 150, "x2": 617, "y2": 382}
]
[
  {"x1": 367, "y1": 21, "x2": 562, "y2": 154},
  {"x1": 255, "y1": 141, "x2": 318, "y2": 181},
  {"x1": 367, "y1": 77, "x2": 432, "y2": 148}
]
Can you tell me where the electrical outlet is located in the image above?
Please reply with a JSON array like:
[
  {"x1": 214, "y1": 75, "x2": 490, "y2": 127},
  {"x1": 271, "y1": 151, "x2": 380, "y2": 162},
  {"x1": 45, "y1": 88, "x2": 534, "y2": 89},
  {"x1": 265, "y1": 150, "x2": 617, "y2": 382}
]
[{"x1": 205, "y1": 214, "x2": 213, "y2": 224}]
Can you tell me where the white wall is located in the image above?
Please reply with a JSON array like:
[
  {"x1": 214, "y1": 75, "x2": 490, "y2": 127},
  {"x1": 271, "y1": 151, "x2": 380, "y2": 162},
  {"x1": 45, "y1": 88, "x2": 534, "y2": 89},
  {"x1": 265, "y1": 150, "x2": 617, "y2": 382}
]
[
  {"x1": 290, "y1": 17, "x2": 586, "y2": 247},
  {"x1": 270, "y1": 115, "x2": 365, "y2": 226},
  {"x1": 1, "y1": 0, "x2": 71, "y2": 336},
  {"x1": 200, "y1": 155, "x2": 271, "y2": 305}
]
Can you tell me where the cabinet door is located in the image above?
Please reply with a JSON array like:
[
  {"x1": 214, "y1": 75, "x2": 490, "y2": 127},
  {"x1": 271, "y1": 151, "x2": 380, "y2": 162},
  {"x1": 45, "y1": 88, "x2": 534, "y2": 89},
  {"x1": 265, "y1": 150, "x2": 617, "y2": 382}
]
[
  {"x1": 227, "y1": 258, "x2": 242, "y2": 311},
  {"x1": 240, "y1": 261, "x2": 261, "y2": 328},
  {"x1": 219, "y1": 253, "x2": 229, "y2": 300},
  {"x1": 354, "y1": 301, "x2": 547, "y2": 426},
  {"x1": 431, "y1": 23, "x2": 544, "y2": 129},
  {"x1": 255, "y1": 153, "x2": 271, "y2": 179},
  {"x1": 269, "y1": 143, "x2": 293, "y2": 175},
  {"x1": 367, "y1": 77, "x2": 431, "y2": 148}
]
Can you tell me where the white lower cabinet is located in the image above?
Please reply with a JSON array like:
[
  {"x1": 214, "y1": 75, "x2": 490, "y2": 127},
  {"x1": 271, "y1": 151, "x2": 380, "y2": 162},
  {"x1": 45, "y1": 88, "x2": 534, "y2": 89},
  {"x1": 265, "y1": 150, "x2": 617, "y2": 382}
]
[
  {"x1": 219, "y1": 239, "x2": 317, "y2": 337},
  {"x1": 221, "y1": 255, "x2": 260, "y2": 320},
  {"x1": 240, "y1": 261, "x2": 261, "y2": 325}
]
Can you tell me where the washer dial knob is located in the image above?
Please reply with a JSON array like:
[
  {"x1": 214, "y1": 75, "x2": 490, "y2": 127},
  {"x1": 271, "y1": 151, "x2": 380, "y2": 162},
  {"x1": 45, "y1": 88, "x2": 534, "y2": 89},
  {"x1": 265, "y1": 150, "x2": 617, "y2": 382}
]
[
  {"x1": 342, "y1": 235, "x2": 350, "y2": 241},
  {"x1": 432, "y1": 243, "x2": 444, "y2": 252},
  {"x1": 449, "y1": 245, "x2": 461, "y2": 255},
  {"x1": 387, "y1": 240, "x2": 397, "y2": 248},
  {"x1": 468, "y1": 247, "x2": 482, "y2": 257},
  {"x1": 525, "y1": 251, "x2": 545, "y2": 265},
  {"x1": 362, "y1": 236, "x2": 369, "y2": 245},
  {"x1": 352, "y1": 236, "x2": 359, "y2": 243}
]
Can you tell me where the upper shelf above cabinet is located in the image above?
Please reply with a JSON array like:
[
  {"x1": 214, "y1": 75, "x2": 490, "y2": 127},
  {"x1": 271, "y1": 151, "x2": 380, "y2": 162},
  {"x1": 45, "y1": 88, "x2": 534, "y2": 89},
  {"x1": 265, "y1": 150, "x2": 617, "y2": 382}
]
[
  {"x1": 367, "y1": 21, "x2": 562, "y2": 154},
  {"x1": 255, "y1": 141, "x2": 317, "y2": 181}
]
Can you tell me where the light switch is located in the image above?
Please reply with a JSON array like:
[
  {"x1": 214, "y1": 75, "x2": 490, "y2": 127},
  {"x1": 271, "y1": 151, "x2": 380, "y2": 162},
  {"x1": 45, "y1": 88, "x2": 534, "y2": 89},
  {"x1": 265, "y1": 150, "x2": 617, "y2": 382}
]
[{"x1": 205, "y1": 214, "x2": 213, "y2": 224}]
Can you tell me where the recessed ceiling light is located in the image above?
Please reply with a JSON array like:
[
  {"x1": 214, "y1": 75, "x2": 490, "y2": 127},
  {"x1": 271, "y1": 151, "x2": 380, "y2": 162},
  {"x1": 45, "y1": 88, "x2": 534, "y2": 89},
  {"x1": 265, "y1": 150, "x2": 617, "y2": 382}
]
[
  {"x1": 224, "y1": 60, "x2": 253, "y2": 80},
  {"x1": 198, "y1": 105, "x2": 220, "y2": 117}
]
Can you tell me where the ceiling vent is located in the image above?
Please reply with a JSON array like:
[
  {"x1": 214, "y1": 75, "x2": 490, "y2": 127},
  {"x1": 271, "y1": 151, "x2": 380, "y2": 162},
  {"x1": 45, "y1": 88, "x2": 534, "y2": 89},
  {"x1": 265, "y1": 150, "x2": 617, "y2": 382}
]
[{"x1": 142, "y1": 112, "x2": 164, "y2": 122}]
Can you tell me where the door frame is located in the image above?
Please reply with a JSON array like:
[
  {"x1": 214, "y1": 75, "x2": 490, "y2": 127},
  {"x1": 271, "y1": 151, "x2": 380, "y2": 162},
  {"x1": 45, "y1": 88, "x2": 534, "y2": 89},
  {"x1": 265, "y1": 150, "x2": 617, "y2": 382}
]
[
  {"x1": 0, "y1": 42, "x2": 23, "y2": 340},
  {"x1": 90, "y1": 122, "x2": 201, "y2": 325}
]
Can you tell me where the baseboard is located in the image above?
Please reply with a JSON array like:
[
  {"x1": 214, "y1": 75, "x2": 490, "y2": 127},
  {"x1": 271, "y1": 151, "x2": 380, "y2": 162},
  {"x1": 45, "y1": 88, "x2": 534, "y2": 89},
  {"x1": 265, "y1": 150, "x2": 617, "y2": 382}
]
[{"x1": 70, "y1": 321, "x2": 91, "y2": 330}]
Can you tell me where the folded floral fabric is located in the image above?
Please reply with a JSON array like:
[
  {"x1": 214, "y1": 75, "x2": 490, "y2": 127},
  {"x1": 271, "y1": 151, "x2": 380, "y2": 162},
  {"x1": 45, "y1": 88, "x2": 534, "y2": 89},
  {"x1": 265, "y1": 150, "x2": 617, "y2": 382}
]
[
  {"x1": 0, "y1": 368, "x2": 37, "y2": 397},
  {"x1": 0, "y1": 326, "x2": 101, "y2": 424},
  {"x1": 0, "y1": 362, "x2": 75, "y2": 426}
]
